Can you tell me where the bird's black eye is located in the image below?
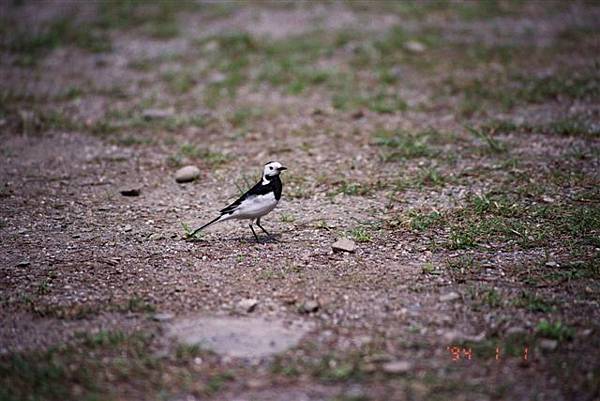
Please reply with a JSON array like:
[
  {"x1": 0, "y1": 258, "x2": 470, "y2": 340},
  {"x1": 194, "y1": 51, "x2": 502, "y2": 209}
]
[{"x1": 269, "y1": 166, "x2": 273, "y2": 170}]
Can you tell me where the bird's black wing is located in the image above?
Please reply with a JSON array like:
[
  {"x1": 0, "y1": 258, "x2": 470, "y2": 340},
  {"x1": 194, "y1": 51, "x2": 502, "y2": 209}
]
[{"x1": 219, "y1": 180, "x2": 266, "y2": 214}]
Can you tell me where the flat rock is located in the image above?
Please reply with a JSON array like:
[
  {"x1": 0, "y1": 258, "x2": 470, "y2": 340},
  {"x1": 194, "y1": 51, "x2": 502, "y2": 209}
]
[
  {"x1": 237, "y1": 298, "x2": 258, "y2": 313},
  {"x1": 539, "y1": 339, "x2": 558, "y2": 351},
  {"x1": 439, "y1": 292, "x2": 460, "y2": 302},
  {"x1": 175, "y1": 166, "x2": 201, "y2": 183},
  {"x1": 382, "y1": 360, "x2": 412, "y2": 374},
  {"x1": 506, "y1": 326, "x2": 528, "y2": 336},
  {"x1": 404, "y1": 40, "x2": 426, "y2": 53},
  {"x1": 300, "y1": 300, "x2": 320, "y2": 314},
  {"x1": 152, "y1": 313, "x2": 175, "y2": 322},
  {"x1": 119, "y1": 187, "x2": 141, "y2": 197},
  {"x1": 167, "y1": 316, "x2": 313, "y2": 358},
  {"x1": 142, "y1": 108, "x2": 174, "y2": 120},
  {"x1": 442, "y1": 330, "x2": 486, "y2": 343},
  {"x1": 332, "y1": 238, "x2": 356, "y2": 253}
]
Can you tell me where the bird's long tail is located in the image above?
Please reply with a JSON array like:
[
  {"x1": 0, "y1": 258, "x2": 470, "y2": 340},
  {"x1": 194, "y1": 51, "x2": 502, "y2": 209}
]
[{"x1": 189, "y1": 214, "x2": 224, "y2": 237}]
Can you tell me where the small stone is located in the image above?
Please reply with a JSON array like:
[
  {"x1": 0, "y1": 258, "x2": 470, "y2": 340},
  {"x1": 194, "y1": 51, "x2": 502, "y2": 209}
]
[
  {"x1": 542, "y1": 196, "x2": 555, "y2": 203},
  {"x1": 441, "y1": 330, "x2": 485, "y2": 343},
  {"x1": 148, "y1": 233, "x2": 164, "y2": 241},
  {"x1": 123, "y1": 224, "x2": 132, "y2": 232},
  {"x1": 382, "y1": 360, "x2": 412, "y2": 374},
  {"x1": 175, "y1": 166, "x2": 201, "y2": 183},
  {"x1": 545, "y1": 261, "x2": 559, "y2": 268},
  {"x1": 351, "y1": 110, "x2": 365, "y2": 119},
  {"x1": 16, "y1": 261, "x2": 30, "y2": 267},
  {"x1": 238, "y1": 298, "x2": 258, "y2": 313},
  {"x1": 539, "y1": 339, "x2": 558, "y2": 351},
  {"x1": 119, "y1": 187, "x2": 140, "y2": 197},
  {"x1": 439, "y1": 292, "x2": 460, "y2": 302},
  {"x1": 152, "y1": 313, "x2": 175, "y2": 322},
  {"x1": 404, "y1": 40, "x2": 426, "y2": 53},
  {"x1": 332, "y1": 238, "x2": 356, "y2": 253},
  {"x1": 142, "y1": 108, "x2": 174, "y2": 120},
  {"x1": 506, "y1": 326, "x2": 527, "y2": 336},
  {"x1": 300, "y1": 300, "x2": 320, "y2": 314}
]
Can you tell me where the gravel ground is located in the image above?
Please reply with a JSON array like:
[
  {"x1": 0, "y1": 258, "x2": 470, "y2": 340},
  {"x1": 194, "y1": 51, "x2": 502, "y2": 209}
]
[{"x1": 1, "y1": 1, "x2": 599, "y2": 401}]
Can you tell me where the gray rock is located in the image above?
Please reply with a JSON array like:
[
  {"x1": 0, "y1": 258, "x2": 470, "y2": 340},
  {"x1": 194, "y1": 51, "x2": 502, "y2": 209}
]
[
  {"x1": 382, "y1": 360, "x2": 412, "y2": 374},
  {"x1": 506, "y1": 327, "x2": 528, "y2": 336},
  {"x1": 123, "y1": 224, "x2": 132, "y2": 232},
  {"x1": 175, "y1": 166, "x2": 201, "y2": 183},
  {"x1": 545, "y1": 261, "x2": 559, "y2": 268},
  {"x1": 301, "y1": 300, "x2": 320, "y2": 314},
  {"x1": 148, "y1": 233, "x2": 164, "y2": 241},
  {"x1": 439, "y1": 292, "x2": 460, "y2": 302},
  {"x1": 332, "y1": 238, "x2": 356, "y2": 253},
  {"x1": 404, "y1": 40, "x2": 426, "y2": 53},
  {"x1": 237, "y1": 298, "x2": 258, "y2": 313},
  {"x1": 167, "y1": 316, "x2": 313, "y2": 358},
  {"x1": 120, "y1": 187, "x2": 140, "y2": 197},
  {"x1": 16, "y1": 261, "x2": 30, "y2": 267},
  {"x1": 152, "y1": 313, "x2": 175, "y2": 322},
  {"x1": 142, "y1": 108, "x2": 174, "y2": 120},
  {"x1": 539, "y1": 339, "x2": 558, "y2": 351},
  {"x1": 442, "y1": 330, "x2": 485, "y2": 343}
]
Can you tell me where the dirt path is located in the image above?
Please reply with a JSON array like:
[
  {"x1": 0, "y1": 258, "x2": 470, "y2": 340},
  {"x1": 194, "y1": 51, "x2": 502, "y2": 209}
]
[{"x1": 1, "y1": 1, "x2": 599, "y2": 400}]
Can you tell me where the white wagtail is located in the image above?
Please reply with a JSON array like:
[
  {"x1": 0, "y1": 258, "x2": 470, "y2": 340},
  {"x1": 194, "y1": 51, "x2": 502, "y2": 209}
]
[{"x1": 190, "y1": 161, "x2": 287, "y2": 242}]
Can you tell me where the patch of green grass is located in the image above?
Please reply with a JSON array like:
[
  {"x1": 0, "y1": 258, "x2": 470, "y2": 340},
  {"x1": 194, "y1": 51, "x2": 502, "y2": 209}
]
[
  {"x1": 482, "y1": 116, "x2": 599, "y2": 138},
  {"x1": 415, "y1": 166, "x2": 446, "y2": 187},
  {"x1": 513, "y1": 292, "x2": 554, "y2": 313},
  {"x1": 4, "y1": 17, "x2": 111, "y2": 65},
  {"x1": 348, "y1": 226, "x2": 372, "y2": 243},
  {"x1": 446, "y1": 255, "x2": 481, "y2": 281},
  {"x1": 408, "y1": 210, "x2": 443, "y2": 231},
  {"x1": 162, "y1": 70, "x2": 196, "y2": 94},
  {"x1": 228, "y1": 106, "x2": 262, "y2": 128},
  {"x1": 467, "y1": 286, "x2": 504, "y2": 309},
  {"x1": 36, "y1": 279, "x2": 51, "y2": 295},
  {"x1": 142, "y1": 19, "x2": 180, "y2": 39},
  {"x1": 124, "y1": 296, "x2": 155, "y2": 313},
  {"x1": 329, "y1": 181, "x2": 374, "y2": 197},
  {"x1": 94, "y1": 110, "x2": 208, "y2": 137},
  {"x1": 310, "y1": 354, "x2": 362, "y2": 383},
  {"x1": 375, "y1": 129, "x2": 431, "y2": 160},
  {"x1": 466, "y1": 125, "x2": 507, "y2": 153},
  {"x1": 536, "y1": 320, "x2": 574, "y2": 341},
  {"x1": 76, "y1": 330, "x2": 129, "y2": 348},
  {"x1": 280, "y1": 213, "x2": 295, "y2": 223},
  {"x1": 0, "y1": 330, "x2": 155, "y2": 401},
  {"x1": 206, "y1": 372, "x2": 235, "y2": 394},
  {"x1": 182, "y1": 222, "x2": 203, "y2": 241},
  {"x1": 446, "y1": 71, "x2": 599, "y2": 117},
  {"x1": 16, "y1": 109, "x2": 81, "y2": 135},
  {"x1": 332, "y1": 88, "x2": 408, "y2": 114},
  {"x1": 96, "y1": 0, "x2": 196, "y2": 33},
  {"x1": 175, "y1": 343, "x2": 203, "y2": 361}
]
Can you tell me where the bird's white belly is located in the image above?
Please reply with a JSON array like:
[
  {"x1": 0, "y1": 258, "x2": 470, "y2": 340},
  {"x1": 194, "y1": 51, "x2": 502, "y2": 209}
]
[{"x1": 233, "y1": 193, "x2": 278, "y2": 219}]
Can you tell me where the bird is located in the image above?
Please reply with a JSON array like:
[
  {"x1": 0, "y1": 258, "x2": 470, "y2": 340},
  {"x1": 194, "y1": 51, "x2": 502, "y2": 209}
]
[{"x1": 189, "y1": 161, "x2": 287, "y2": 242}]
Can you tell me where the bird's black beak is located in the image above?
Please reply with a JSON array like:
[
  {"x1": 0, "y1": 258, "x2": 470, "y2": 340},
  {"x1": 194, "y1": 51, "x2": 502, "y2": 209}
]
[{"x1": 278, "y1": 166, "x2": 287, "y2": 171}]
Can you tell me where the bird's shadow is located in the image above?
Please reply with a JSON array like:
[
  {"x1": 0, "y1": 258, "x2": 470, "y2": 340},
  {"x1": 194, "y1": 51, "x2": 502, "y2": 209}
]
[
  {"x1": 237, "y1": 233, "x2": 282, "y2": 245},
  {"x1": 186, "y1": 233, "x2": 283, "y2": 245}
]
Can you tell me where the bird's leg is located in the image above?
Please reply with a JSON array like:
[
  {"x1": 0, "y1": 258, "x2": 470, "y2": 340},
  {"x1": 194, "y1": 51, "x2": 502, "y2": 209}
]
[
  {"x1": 256, "y1": 217, "x2": 271, "y2": 237},
  {"x1": 249, "y1": 223, "x2": 260, "y2": 243}
]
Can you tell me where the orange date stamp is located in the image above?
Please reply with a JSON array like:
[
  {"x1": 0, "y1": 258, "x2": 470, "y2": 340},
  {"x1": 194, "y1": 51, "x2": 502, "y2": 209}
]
[{"x1": 446, "y1": 345, "x2": 529, "y2": 361}]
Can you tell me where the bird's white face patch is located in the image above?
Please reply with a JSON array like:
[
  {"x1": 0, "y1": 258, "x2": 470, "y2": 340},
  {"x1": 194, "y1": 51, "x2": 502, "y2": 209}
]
[{"x1": 263, "y1": 161, "x2": 284, "y2": 178}]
